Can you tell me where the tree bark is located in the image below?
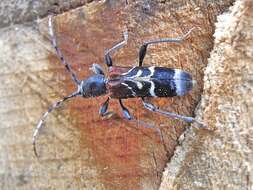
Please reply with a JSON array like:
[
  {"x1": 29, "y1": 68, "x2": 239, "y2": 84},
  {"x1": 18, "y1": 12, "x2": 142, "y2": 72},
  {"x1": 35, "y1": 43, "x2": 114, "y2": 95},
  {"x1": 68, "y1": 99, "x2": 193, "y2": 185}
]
[
  {"x1": 0, "y1": 0, "x2": 234, "y2": 190},
  {"x1": 159, "y1": 0, "x2": 253, "y2": 189}
]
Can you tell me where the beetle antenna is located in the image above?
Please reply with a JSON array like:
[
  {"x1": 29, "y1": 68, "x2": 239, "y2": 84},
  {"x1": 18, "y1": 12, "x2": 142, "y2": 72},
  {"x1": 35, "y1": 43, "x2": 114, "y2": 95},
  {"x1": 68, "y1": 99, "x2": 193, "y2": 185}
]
[
  {"x1": 33, "y1": 91, "x2": 79, "y2": 157},
  {"x1": 48, "y1": 15, "x2": 80, "y2": 85}
]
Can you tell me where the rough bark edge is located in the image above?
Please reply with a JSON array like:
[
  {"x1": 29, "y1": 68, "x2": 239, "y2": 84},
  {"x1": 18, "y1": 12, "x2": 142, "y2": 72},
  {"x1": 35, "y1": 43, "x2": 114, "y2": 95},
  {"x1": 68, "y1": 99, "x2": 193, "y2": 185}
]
[{"x1": 158, "y1": 0, "x2": 252, "y2": 189}]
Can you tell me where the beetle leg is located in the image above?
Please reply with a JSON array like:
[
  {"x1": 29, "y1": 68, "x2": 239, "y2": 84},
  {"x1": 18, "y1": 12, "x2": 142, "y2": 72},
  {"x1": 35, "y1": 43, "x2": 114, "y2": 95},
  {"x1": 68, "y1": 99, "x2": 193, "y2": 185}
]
[
  {"x1": 90, "y1": 63, "x2": 105, "y2": 75},
  {"x1": 104, "y1": 30, "x2": 128, "y2": 68},
  {"x1": 48, "y1": 15, "x2": 80, "y2": 85},
  {"x1": 119, "y1": 99, "x2": 162, "y2": 137},
  {"x1": 99, "y1": 97, "x2": 110, "y2": 116},
  {"x1": 138, "y1": 28, "x2": 195, "y2": 66},
  {"x1": 119, "y1": 99, "x2": 132, "y2": 120},
  {"x1": 142, "y1": 98, "x2": 205, "y2": 127},
  {"x1": 118, "y1": 99, "x2": 162, "y2": 137}
]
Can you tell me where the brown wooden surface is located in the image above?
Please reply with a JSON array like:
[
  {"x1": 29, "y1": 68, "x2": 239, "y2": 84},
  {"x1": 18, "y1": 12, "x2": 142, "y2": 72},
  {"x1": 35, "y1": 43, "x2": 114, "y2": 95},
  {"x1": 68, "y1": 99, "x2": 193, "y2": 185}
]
[{"x1": 0, "y1": 0, "x2": 234, "y2": 189}]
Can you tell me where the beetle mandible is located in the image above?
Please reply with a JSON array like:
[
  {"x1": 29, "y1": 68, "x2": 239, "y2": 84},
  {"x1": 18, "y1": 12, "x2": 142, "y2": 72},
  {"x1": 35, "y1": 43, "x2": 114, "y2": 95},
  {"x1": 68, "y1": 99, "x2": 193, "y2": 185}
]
[{"x1": 33, "y1": 15, "x2": 204, "y2": 157}]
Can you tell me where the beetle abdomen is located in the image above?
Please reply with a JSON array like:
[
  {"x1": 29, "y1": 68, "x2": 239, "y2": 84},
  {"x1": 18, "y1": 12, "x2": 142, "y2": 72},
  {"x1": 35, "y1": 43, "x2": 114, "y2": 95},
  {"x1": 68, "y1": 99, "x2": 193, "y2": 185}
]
[
  {"x1": 108, "y1": 66, "x2": 194, "y2": 99},
  {"x1": 152, "y1": 67, "x2": 193, "y2": 97}
]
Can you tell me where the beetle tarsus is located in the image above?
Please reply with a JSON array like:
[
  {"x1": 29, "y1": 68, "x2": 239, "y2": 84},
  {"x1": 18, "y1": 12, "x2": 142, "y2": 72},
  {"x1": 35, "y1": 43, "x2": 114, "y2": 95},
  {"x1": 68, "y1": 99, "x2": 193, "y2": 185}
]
[
  {"x1": 99, "y1": 97, "x2": 110, "y2": 116},
  {"x1": 119, "y1": 99, "x2": 132, "y2": 120}
]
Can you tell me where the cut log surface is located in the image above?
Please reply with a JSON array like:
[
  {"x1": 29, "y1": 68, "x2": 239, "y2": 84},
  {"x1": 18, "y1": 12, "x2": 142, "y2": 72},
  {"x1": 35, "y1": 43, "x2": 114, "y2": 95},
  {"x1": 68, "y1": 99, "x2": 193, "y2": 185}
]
[
  {"x1": 0, "y1": 0, "x2": 234, "y2": 190},
  {"x1": 159, "y1": 0, "x2": 253, "y2": 189}
]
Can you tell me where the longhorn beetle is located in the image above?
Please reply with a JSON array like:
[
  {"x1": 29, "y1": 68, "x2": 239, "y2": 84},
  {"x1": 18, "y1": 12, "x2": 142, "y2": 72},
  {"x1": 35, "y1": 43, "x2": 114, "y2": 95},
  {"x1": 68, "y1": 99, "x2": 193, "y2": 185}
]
[{"x1": 33, "y1": 15, "x2": 204, "y2": 157}]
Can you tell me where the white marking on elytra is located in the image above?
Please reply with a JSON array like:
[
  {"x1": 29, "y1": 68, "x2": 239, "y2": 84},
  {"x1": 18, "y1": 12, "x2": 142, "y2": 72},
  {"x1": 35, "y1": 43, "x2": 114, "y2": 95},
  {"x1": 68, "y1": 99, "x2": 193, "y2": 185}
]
[
  {"x1": 147, "y1": 66, "x2": 155, "y2": 78},
  {"x1": 122, "y1": 66, "x2": 136, "y2": 75},
  {"x1": 136, "y1": 70, "x2": 142, "y2": 77},
  {"x1": 149, "y1": 81, "x2": 157, "y2": 97},
  {"x1": 121, "y1": 66, "x2": 157, "y2": 95},
  {"x1": 127, "y1": 69, "x2": 142, "y2": 79},
  {"x1": 123, "y1": 78, "x2": 143, "y2": 90},
  {"x1": 174, "y1": 69, "x2": 184, "y2": 96},
  {"x1": 121, "y1": 82, "x2": 128, "y2": 87},
  {"x1": 121, "y1": 82, "x2": 136, "y2": 96},
  {"x1": 136, "y1": 81, "x2": 143, "y2": 89},
  {"x1": 123, "y1": 66, "x2": 155, "y2": 80}
]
